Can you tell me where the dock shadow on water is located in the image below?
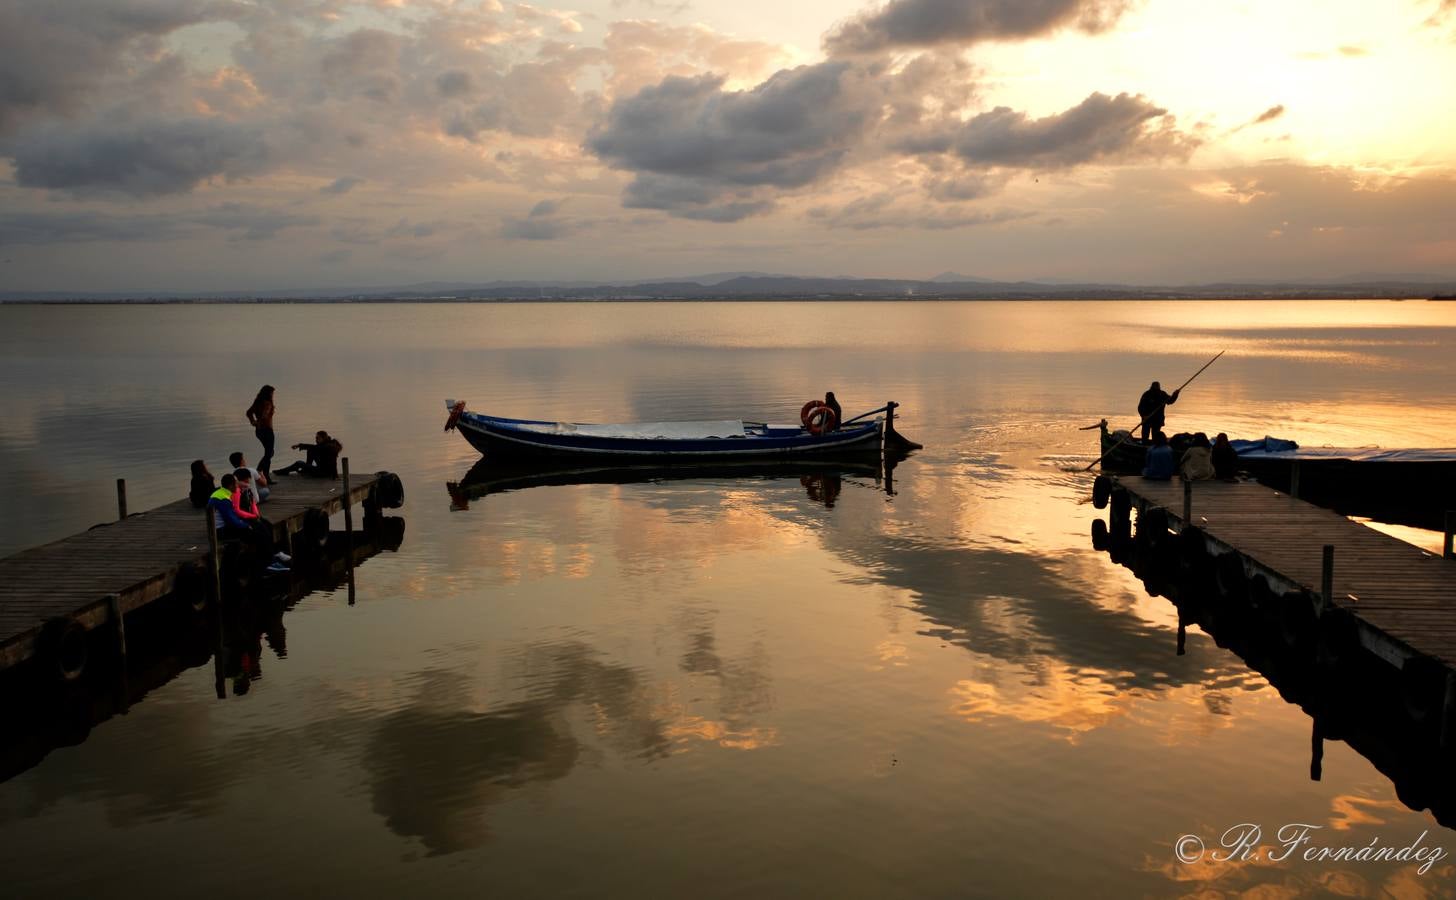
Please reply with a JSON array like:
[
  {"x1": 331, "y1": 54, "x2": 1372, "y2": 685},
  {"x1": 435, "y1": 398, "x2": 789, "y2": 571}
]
[
  {"x1": 1094, "y1": 500, "x2": 1456, "y2": 826},
  {"x1": 0, "y1": 518, "x2": 406, "y2": 787}
]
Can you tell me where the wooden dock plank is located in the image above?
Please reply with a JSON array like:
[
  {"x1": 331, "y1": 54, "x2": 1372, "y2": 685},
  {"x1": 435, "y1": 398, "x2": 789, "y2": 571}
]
[
  {"x1": 0, "y1": 471, "x2": 383, "y2": 671},
  {"x1": 1112, "y1": 476, "x2": 1456, "y2": 666}
]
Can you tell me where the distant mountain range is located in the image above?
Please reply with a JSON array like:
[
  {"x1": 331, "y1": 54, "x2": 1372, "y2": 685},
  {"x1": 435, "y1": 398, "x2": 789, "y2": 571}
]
[{"x1": 4, "y1": 271, "x2": 1456, "y2": 302}]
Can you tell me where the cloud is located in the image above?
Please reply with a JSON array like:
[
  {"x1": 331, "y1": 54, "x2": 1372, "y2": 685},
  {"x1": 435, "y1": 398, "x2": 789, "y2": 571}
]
[
  {"x1": 0, "y1": 204, "x2": 315, "y2": 245},
  {"x1": 320, "y1": 175, "x2": 365, "y2": 195},
  {"x1": 807, "y1": 193, "x2": 1033, "y2": 229},
  {"x1": 824, "y1": 0, "x2": 1133, "y2": 55},
  {"x1": 918, "y1": 92, "x2": 1198, "y2": 170},
  {"x1": 0, "y1": 0, "x2": 240, "y2": 134},
  {"x1": 501, "y1": 198, "x2": 578, "y2": 239},
  {"x1": 10, "y1": 116, "x2": 270, "y2": 197},
  {"x1": 1250, "y1": 105, "x2": 1285, "y2": 126},
  {"x1": 589, "y1": 63, "x2": 882, "y2": 220}
]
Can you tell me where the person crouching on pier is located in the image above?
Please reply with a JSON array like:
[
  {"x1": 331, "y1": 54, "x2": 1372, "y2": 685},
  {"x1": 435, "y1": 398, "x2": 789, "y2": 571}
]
[
  {"x1": 1142, "y1": 431, "x2": 1176, "y2": 480},
  {"x1": 275, "y1": 431, "x2": 343, "y2": 478}
]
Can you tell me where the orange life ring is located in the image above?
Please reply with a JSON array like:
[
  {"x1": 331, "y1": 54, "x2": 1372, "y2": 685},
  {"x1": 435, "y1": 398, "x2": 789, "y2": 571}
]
[
  {"x1": 806, "y1": 406, "x2": 838, "y2": 435},
  {"x1": 801, "y1": 400, "x2": 826, "y2": 426},
  {"x1": 444, "y1": 401, "x2": 466, "y2": 432}
]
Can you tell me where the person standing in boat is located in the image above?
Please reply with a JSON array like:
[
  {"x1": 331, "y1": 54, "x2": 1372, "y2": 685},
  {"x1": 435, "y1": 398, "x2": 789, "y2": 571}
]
[
  {"x1": 246, "y1": 385, "x2": 277, "y2": 479},
  {"x1": 1137, "y1": 381, "x2": 1180, "y2": 442},
  {"x1": 823, "y1": 391, "x2": 842, "y2": 432}
]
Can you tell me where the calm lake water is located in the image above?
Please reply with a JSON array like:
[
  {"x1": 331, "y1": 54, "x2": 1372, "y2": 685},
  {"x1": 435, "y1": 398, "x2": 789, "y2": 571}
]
[{"x1": 2, "y1": 300, "x2": 1455, "y2": 898}]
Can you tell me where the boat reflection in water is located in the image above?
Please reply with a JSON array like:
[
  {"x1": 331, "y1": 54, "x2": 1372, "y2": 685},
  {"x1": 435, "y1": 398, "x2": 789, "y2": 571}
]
[
  {"x1": 445, "y1": 453, "x2": 907, "y2": 511},
  {"x1": 1093, "y1": 515, "x2": 1456, "y2": 826},
  {"x1": 0, "y1": 516, "x2": 406, "y2": 786}
]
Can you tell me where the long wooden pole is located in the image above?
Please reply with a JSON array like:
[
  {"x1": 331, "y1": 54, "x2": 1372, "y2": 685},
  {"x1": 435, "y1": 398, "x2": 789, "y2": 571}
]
[{"x1": 1083, "y1": 350, "x2": 1226, "y2": 472}]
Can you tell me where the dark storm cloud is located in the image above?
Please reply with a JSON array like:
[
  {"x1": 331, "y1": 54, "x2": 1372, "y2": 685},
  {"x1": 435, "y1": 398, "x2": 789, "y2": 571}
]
[
  {"x1": 320, "y1": 175, "x2": 365, "y2": 195},
  {"x1": 0, "y1": 0, "x2": 240, "y2": 134},
  {"x1": 929, "y1": 92, "x2": 1198, "y2": 170},
  {"x1": 824, "y1": 0, "x2": 1133, "y2": 55},
  {"x1": 589, "y1": 63, "x2": 876, "y2": 220},
  {"x1": 10, "y1": 116, "x2": 270, "y2": 197}
]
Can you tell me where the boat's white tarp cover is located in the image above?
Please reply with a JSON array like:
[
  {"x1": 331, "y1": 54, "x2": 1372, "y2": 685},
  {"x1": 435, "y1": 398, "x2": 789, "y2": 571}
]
[
  {"x1": 514, "y1": 419, "x2": 749, "y2": 440},
  {"x1": 1237, "y1": 445, "x2": 1456, "y2": 463}
]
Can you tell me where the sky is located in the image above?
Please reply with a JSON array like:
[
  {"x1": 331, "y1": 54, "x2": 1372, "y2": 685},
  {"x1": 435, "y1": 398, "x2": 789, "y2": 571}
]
[{"x1": 1, "y1": 0, "x2": 1454, "y2": 291}]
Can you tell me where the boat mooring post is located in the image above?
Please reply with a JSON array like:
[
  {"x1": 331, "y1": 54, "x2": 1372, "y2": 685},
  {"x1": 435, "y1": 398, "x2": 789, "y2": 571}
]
[
  {"x1": 1319, "y1": 544, "x2": 1335, "y2": 616},
  {"x1": 116, "y1": 478, "x2": 127, "y2": 520},
  {"x1": 1289, "y1": 461, "x2": 1301, "y2": 500},
  {"x1": 342, "y1": 457, "x2": 356, "y2": 606},
  {"x1": 1444, "y1": 510, "x2": 1454, "y2": 560},
  {"x1": 1182, "y1": 479, "x2": 1192, "y2": 522}
]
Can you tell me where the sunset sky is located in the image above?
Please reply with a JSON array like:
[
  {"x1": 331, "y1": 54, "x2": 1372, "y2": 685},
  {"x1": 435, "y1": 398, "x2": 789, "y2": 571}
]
[{"x1": 2, "y1": 0, "x2": 1454, "y2": 291}]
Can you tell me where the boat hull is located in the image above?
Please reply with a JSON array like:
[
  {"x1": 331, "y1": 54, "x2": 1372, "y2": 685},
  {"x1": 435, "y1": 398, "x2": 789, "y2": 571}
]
[{"x1": 454, "y1": 411, "x2": 885, "y2": 460}]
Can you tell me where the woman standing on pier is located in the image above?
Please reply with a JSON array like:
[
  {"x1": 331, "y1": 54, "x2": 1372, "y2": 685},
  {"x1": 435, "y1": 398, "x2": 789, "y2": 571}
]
[{"x1": 246, "y1": 385, "x2": 276, "y2": 478}]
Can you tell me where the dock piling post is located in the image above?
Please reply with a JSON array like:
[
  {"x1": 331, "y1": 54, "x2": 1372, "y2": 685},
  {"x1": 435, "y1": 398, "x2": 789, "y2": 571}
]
[
  {"x1": 206, "y1": 506, "x2": 226, "y2": 699},
  {"x1": 116, "y1": 478, "x2": 127, "y2": 520},
  {"x1": 1290, "y1": 461, "x2": 1301, "y2": 499},
  {"x1": 342, "y1": 457, "x2": 356, "y2": 606},
  {"x1": 1444, "y1": 511, "x2": 1454, "y2": 560},
  {"x1": 1320, "y1": 544, "x2": 1334, "y2": 616},
  {"x1": 1442, "y1": 672, "x2": 1456, "y2": 751},
  {"x1": 106, "y1": 593, "x2": 127, "y2": 662},
  {"x1": 1182, "y1": 479, "x2": 1192, "y2": 522}
]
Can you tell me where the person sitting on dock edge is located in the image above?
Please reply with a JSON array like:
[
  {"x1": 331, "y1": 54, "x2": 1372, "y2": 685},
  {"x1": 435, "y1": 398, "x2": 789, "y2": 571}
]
[
  {"x1": 233, "y1": 469, "x2": 263, "y2": 517},
  {"x1": 210, "y1": 474, "x2": 289, "y2": 571},
  {"x1": 1179, "y1": 432, "x2": 1216, "y2": 481},
  {"x1": 190, "y1": 459, "x2": 215, "y2": 508},
  {"x1": 1142, "y1": 431, "x2": 1176, "y2": 480},
  {"x1": 275, "y1": 431, "x2": 343, "y2": 478},
  {"x1": 1137, "y1": 381, "x2": 1180, "y2": 442},
  {"x1": 230, "y1": 451, "x2": 269, "y2": 505},
  {"x1": 1212, "y1": 433, "x2": 1238, "y2": 480}
]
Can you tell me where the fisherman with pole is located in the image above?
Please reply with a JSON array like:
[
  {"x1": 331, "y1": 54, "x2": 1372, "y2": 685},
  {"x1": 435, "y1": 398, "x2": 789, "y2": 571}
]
[
  {"x1": 1084, "y1": 350, "x2": 1226, "y2": 473},
  {"x1": 1137, "y1": 382, "x2": 1179, "y2": 442}
]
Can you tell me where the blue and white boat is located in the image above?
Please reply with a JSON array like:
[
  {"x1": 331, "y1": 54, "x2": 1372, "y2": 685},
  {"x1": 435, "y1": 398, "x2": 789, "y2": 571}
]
[{"x1": 444, "y1": 399, "x2": 898, "y2": 460}]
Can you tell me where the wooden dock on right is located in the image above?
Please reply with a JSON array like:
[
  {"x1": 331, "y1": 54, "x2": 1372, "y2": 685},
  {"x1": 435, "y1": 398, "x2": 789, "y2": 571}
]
[{"x1": 1102, "y1": 476, "x2": 1456, "y2": 672}]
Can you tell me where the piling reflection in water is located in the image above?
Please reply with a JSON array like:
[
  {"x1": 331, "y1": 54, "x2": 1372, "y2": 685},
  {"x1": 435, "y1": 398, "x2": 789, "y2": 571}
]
[
  {"x1": 1094, "y1": 511, "x2": 1456, "y2": 826},
  {"x1": 0, "y1": 517, "x2": 405, "y2": 786}
]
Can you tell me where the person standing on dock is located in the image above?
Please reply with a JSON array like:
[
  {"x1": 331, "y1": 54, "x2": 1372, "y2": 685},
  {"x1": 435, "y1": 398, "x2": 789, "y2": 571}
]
[
  {"x1": 246, "y1": 385, "x2": 277, "y2": 479},
  {"x1": 1137, "y1": 381, "x2": 1180, "y2": 442}
]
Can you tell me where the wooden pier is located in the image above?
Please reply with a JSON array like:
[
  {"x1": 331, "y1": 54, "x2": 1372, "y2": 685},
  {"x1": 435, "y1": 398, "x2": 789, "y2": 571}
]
[
  {"x1": 0, "y1": 463, "x2": 402, "y2": 674},
  {"x1": 1102, "y1": 476, "x2": 1456, "y2": 674}
]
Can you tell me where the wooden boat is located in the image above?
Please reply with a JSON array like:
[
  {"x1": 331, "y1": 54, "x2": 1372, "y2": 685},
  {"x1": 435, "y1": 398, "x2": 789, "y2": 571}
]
[{"x1": 444, "y1": 399, "x2": 900, "y2": 460}]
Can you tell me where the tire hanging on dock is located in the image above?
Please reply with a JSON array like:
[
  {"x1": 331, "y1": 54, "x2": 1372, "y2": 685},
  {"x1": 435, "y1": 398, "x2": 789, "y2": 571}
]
[
  {"x1": 40, "y1": 616, "x2": 88, "y2": 683},
  {"x1": 1092, "y1": 476, "x2": 1112, "y2": 510}
]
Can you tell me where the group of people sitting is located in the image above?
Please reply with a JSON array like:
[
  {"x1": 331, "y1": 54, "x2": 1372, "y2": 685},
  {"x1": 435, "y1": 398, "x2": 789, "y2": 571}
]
[
  {"x1": 186, "y1": 432, "x2": 343, "y2": 574},
  {"x1": 1141, "y1": 431, "x2": 1238, "y2": 482}
]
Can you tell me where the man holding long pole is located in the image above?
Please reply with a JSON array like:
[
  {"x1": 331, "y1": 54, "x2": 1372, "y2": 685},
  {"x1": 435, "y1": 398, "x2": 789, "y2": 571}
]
[{"x1": 1137, "y1": 381, "x2": 1180, "y2": 442}]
